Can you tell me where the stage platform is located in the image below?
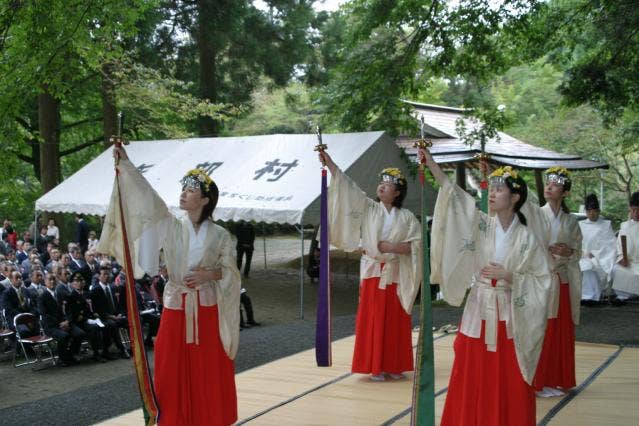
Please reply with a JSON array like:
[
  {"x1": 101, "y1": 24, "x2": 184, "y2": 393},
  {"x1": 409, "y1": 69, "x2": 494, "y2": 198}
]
[{"x1": 98, "y1": 331, "x2": 638, "y2": 425}]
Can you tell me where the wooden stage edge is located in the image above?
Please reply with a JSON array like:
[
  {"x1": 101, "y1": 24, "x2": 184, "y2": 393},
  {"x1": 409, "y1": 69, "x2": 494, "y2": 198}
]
[{"x1": 96, "y1": 332, "x2": 638, "y2": 425}]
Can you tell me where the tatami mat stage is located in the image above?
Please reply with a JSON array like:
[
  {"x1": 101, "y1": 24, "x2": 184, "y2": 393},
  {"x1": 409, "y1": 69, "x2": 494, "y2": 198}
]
[{"x1": 98, "y1": 332, "x2": 638, "y2": 425}]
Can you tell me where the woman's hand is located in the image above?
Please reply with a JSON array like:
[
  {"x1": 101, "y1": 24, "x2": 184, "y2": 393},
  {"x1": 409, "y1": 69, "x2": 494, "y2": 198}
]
[
  {"x1": 113, "y1": 145, "x2": 129, "y2": 162},
  {"x1": 480, "y1": 262, "x2": 513, "y2": 283},
  {"x1": 183, "y1": 268, "x2": 222, "y2": 289},
  {"x1": 418, "y1": 147, "x2": 448, "y2": 186},
  {"x1": 318, "y1": 151, "x2": 337, "y2": 174},
  {"x1": 378, "y1": 241, "x2": 411, "y2": 255},
  {"x1": 549, "y1": 243, "x2": 574, "y2": 257}
]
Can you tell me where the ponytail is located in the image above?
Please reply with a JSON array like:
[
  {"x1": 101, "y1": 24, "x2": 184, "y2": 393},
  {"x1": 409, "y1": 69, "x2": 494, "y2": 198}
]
[
  {"x1": 561, "y1": 199, "x2": 570, "y2": 214},
  {"x1": 516, "y1": 211, "x2": 527, "y2": 226}
]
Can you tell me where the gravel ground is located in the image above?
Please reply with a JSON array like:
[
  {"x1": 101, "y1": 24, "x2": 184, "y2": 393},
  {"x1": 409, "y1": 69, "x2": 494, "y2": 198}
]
[{"x1": 1, "y1": 236, "x2": 637, "y2": 425}]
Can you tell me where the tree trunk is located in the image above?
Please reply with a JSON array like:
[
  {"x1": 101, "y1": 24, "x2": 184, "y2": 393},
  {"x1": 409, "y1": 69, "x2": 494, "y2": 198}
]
[
  {"x1": 38, "y1": 88, "x2": 61, "y2": 194},
  {"x1": 197, "y1": 0, "x2": 219, "y2": 137},
  {"x1": 102, "y1": 63, "x2": 118, "y2": 147}
]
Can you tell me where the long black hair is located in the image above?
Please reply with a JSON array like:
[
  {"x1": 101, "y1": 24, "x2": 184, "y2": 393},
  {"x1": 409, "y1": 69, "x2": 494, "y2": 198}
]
[
  {"x1": 506, "y1": 176, "x2": 528, "y2": 226},
  {"x1": 198, "y1": 181, "x2": 219, "y2": 225}
]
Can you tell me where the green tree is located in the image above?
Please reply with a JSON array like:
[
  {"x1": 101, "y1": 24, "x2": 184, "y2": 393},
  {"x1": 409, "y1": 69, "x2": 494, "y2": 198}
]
[{"x1": 316, "y1": 0, "x2": 543, "y2": 133}]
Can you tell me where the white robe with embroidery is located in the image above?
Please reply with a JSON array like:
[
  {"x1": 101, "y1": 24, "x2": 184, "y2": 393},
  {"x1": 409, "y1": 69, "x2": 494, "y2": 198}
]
[
  {"x1": 97, "y1": 159, "x2": 241, "y2": 359},
  {"x1": 579, "y1": 218, "x2": 616, "y2": 301},
  {"x1": 328, "y1": 167, "x2": 421, "y2": 314},
  {"x1": 612, "y1": 219, "x2": 639, "y2": 297},
  {"x1": 430, "y1": 180, "x2": 552, "y2": 384}
]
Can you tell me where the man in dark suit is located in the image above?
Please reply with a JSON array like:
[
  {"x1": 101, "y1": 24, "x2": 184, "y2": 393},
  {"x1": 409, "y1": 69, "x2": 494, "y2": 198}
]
[
  {"x1": 54, "y1": 265, "x2": 72, "y2": 301},
  {"x1": 26, "y1": 270, "x2": 45, "y2": 301},
  {"x1": 75, "y1": 214, "x2": 89, "y2": 254},
  {"x1": 83, "y1": 250, "x2": 100, "y2": 284},
  {"x1": 1, "y1": 271, "x2": 37, "y2": 336},
  {"x1": 90, "y1": 267, "x2": 129, "y2": 358},
  {"x1": 68, "y1": 247, "x2": 87, "y2": 274},
  {"x1": 234, "y1": 220, "x2": 255, "y2": 278},
  {"x1": 39, "y1": 274, "x2": 86, "y2": 366},
  {"x1": 67, "y1": 272, "x2": 107, "y2": 362}
]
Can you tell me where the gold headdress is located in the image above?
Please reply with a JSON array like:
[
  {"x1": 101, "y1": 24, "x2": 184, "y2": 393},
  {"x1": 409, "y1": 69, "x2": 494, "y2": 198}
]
[
  {"x1": 379, "y1": 167, "x2": 406, "y2": 186},
  {"x1": 181, "y1": 168, "x2": 214, "y2": 193}
]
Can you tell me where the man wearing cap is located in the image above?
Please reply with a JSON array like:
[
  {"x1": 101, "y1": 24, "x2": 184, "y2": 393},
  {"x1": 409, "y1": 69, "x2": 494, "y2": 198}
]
[
  {"x1": 611, "y1": 191, "x2": 639, "y2": 301},
  {"x1": 67, "y1": 271, "x2": 108, "y2": 362},
  {"x1": 579, "y1": 194, "x2": 616, "y2": 304}
]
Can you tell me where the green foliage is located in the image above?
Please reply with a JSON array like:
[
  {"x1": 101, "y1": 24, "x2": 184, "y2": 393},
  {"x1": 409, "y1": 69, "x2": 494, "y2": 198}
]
[
  {"x1": 226, "y1": 81, "x2": 321, "y2": 136},
  {"x1": 315, "y1": 0, "x2": 542, "y2": 133}
]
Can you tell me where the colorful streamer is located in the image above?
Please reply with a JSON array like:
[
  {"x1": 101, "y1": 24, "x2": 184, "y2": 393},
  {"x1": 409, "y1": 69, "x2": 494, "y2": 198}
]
[
  {"x1": 115, "y1": 162, "x2": 160, "y2": 425},
  {"x1": 315, "y1": 167, "x2": 332, "y2": 367}
]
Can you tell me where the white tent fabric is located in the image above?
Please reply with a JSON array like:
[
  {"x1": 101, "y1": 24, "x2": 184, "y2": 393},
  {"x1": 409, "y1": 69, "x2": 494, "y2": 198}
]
[{"x1": 36, "y1": 132, "x2": 434, "y2": 224}]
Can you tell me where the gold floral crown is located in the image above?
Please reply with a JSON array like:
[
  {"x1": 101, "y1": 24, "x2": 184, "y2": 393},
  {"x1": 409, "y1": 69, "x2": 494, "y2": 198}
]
[
  {"x1": 489, "y1": 166, "x2": 522, "y2": 189},
  {"x1": 544, "y1": 166, "x2": 571, "y2": 188},
  {"x1": 181, "y1": 168, "x2": 214, "y2": 192},
  {"x1": 545, "y1": 166, "x2": 571, "y2": 178},
  {"x1": 379, "y1": 167, "x2": 406, "y2": 186}
]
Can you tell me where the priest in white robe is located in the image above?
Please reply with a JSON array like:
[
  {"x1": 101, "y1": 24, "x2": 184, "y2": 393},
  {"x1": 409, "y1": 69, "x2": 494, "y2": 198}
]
[
  {"x1": 612, "y1": 191, "x2": 639, "y2": 300},
  {"x1": 579, "y1": 194, "x2": 616, "y2": 302}
]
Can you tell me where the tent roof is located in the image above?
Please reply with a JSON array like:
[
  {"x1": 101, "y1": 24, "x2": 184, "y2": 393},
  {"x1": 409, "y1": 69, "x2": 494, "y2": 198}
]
[
  {"x1": 36, "y1": 131, "x2": 434, "y2": 224},
  {"x1": 400, "y1": 101, "x2": 608, "y2": 171}
]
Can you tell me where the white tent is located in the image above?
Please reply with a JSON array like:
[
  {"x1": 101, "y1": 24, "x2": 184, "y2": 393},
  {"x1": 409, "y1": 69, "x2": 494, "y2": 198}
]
[
  {"x1": 36, "y1": 131, "x2": 433, "y2": 222},
  {"x1": 36, "y1": 131, "x2": 435, "y2": 318}
]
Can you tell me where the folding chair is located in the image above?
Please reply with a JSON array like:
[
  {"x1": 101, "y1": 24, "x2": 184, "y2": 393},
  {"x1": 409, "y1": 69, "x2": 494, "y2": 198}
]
[
  {"x1": 12, "y1": 313, "x2": 56, "y2": 368},
  {"x1": 0, "y1": 309, "x2": 15, "y2": 358}
]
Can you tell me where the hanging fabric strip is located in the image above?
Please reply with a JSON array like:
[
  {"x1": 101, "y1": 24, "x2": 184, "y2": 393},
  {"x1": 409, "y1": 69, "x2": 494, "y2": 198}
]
[
  {"x1": 410, "y1": 164, "x2": 435, "y2": 426},
  {"x1": 116, "y1": 167, "x2": 161, "y2": 425},
  {"x1": 315, "y1": 168, "x2": 332, "y2": 367}
]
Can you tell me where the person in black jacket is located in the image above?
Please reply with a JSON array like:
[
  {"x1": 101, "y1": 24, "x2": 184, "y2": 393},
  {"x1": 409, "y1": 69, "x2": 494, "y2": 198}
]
[
  {"x1": 90, "y1": 267, "x2": 129, "y2": 359},
  {"x1": 1, "y1": 271, "x2": 37, "y2": 336},
  {"x1": 39, "y1": 273, "x2": 86, "y2": 366},
  {"x1": 67, "y1": 272, "x2": 107, "y2": 362},
  {"x1": 234, "y1": 221, "x2": 255, "y2": 278},
  {"x1": 75, "y1": 214, "x2": 90, "y2": 254}
]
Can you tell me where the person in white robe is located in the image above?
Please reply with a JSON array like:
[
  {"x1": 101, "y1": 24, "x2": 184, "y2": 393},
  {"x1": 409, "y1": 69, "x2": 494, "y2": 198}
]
[
  {"x1": 420, "y1": 148, "x2": 552, "y2": 426},
  {"x1": 318, "y1": 150, "x2": 421, "y2": 381},
  {"x1": 579, "y1": 194, "x2": 616, "y2": 303},
  {"x1": 98, "y1": 146, "x2": 240, "y2": 425},
  {"x1": 612, "y1": 191, "x2": 639, "y2": 300}
]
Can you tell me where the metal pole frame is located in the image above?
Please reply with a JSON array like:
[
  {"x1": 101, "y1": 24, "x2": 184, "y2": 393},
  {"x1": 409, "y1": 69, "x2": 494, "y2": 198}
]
[{"x1": 296, "y1": 211, "x2": 305, "y2": 319}]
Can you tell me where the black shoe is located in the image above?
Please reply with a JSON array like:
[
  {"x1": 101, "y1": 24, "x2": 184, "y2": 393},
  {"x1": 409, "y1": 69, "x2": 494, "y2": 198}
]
[
  {"x1": 612, "y1": 298, "x2": 626, "y2": 307},
  {"x1": 247, "y1": 320, "x2": 261, "y2": 326},
  {"x1": 92, "y1": 354, "x2": 107, "y2": 363},
  {"x1": 102, "y1": 351, "x2": 119, "y2": 360}
]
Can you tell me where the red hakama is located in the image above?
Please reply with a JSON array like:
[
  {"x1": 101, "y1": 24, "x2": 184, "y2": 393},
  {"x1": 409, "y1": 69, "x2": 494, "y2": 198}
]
[
  {"x1": 534, "y1": 281, "x2": 576, "y2": 391},
  {"x1": 351, "y1": 277, "x2": 413, "y2": 375},
  {"x1": 441, "y1": 320, "x2": 536, "y2": 426},
  {"x1": 154, "y1": 298, "x2": 237, "y2": 426}
]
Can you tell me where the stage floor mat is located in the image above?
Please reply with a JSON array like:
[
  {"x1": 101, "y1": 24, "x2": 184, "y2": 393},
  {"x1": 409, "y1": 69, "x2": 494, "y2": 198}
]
[{"x1": 97, "y1": 332, "x2": 637, "y2": 425}]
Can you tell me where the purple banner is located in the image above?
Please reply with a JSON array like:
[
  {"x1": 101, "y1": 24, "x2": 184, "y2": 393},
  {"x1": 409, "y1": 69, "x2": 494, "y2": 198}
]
[{"x1": 315, "y1": 168, "x2": 332, "y2": 366}]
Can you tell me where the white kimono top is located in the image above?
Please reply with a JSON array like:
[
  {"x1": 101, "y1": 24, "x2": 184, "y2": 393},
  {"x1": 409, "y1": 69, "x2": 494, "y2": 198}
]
[
  {"x1": 579, "y1": 217, "x2": 616, "y2": 282},
  {"x1": 521, "y1": 200, "x2": 583, "y2": 324},
  {"x1": 431, "y1": 180, "x2": 552, "y2": 384},
  {"x1": 328, "y1": 167, "x2": 422, "y2": 314},
  {"x1": 98, "y1": 159, "x2": 241, "y2": 359},
  {"x1": 612, "y1": 219, "x2": 639, "y2": 295}
]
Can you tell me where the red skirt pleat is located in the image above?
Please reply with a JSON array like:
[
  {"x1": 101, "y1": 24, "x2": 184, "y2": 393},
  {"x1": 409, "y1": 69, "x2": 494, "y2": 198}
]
[
  {"x1": 154, "y1": 300, "x2": 237, "y2": 426},
  {"x1": 351, "y1": 278, "x2": 413, "y2": 375},
  {"x1": 533, "y1": 282, "x2": 576, "y2": 390},
  {"x1": 441, "y1": 321, "x2": 535, "y2": 426}
]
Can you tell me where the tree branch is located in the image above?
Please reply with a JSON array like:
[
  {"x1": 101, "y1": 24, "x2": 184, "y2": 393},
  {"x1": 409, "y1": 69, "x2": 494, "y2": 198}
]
[
  {"x1": 61, "y1": 116, "x2": 102, "y2": 130},
  {"x1": 59, "y1": 136, "x2": 104, "y2": 156}
]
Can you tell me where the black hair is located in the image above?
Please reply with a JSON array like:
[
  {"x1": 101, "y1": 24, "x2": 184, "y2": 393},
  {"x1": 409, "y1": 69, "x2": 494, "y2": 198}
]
[
  {"x1": 630, "y1": 191, "x2": 639, "y2": 207},
  {"x1": 585, "y1": 193, "x2": 599, "y2": 210},
  {"x1": 505, "y1": 177, "x2": 528, "y2": 226},
  {"x1": 392, "y1": 182, "x2": 408, "y2": 208},
  {"x1": 198, "y1": 181, "x2": 219, "y2": 225}
]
